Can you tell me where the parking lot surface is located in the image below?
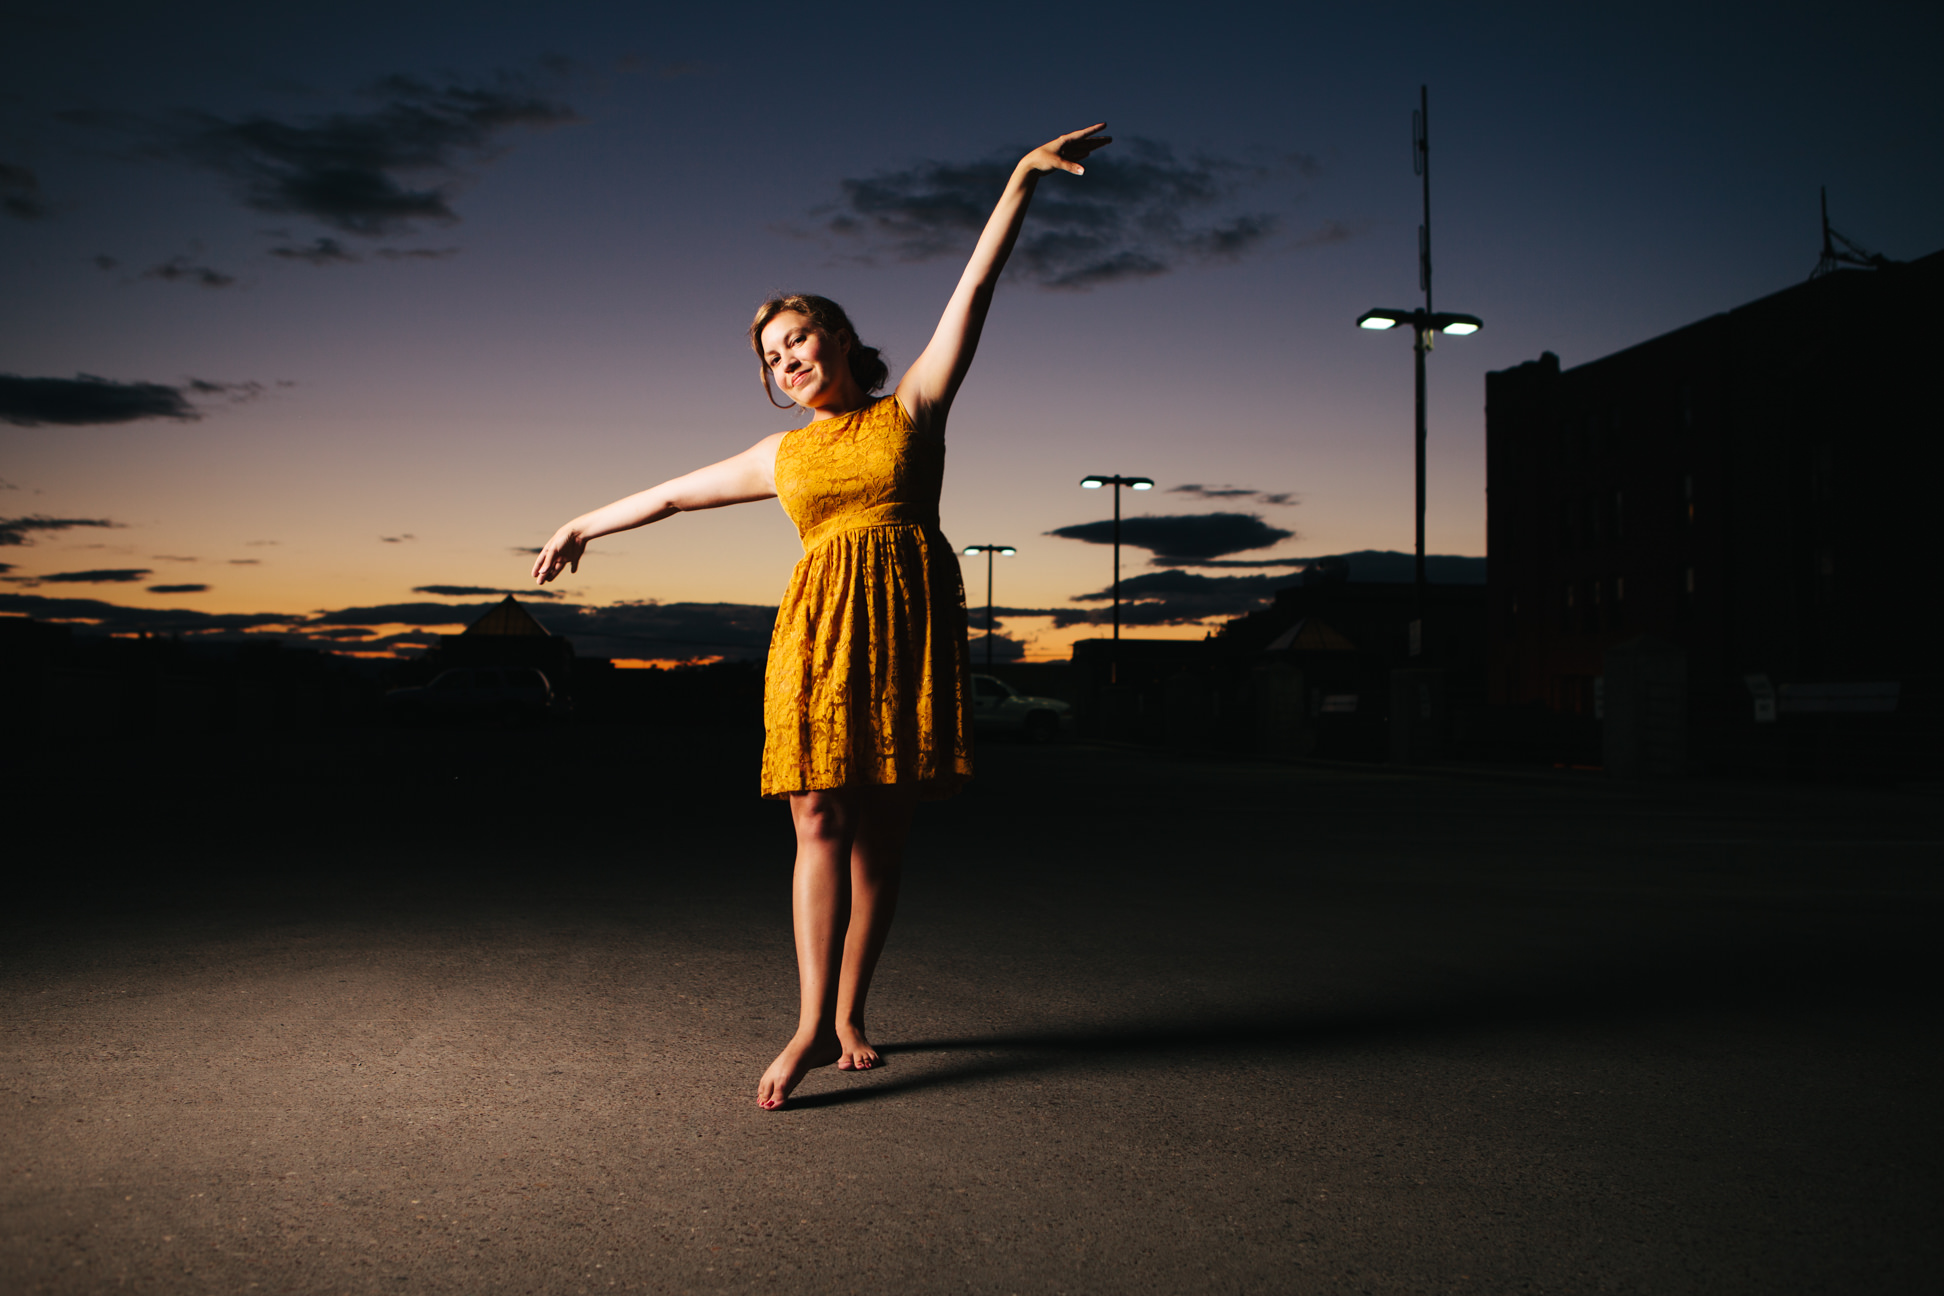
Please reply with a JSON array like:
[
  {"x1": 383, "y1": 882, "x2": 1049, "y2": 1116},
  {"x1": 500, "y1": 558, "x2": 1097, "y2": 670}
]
[{"x1": 6, "y1": 728, "x2": 1941, "y2": 1293}]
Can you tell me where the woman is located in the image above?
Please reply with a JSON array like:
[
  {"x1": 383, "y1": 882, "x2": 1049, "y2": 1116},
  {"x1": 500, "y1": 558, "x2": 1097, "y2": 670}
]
[{"x1": 532, "y1": 123, "x2": 1112, "y2": 1109}]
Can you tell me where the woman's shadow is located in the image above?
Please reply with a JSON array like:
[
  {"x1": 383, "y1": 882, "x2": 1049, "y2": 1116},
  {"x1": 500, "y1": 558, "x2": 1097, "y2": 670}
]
[{"x1": 787, "y1": 929, "x2": 1923, "y2": 1109}]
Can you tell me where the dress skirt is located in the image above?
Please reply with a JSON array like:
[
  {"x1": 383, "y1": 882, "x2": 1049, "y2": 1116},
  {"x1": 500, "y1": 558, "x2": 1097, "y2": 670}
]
[{"x1": 760, "y1": 519, "x2": 974, "y2": 800}]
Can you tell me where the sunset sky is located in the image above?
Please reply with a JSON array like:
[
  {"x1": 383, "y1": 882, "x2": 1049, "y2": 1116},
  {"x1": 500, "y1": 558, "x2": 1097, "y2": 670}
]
[{"x1": 5, "y1": 1, "x2": 1940, "y2": 663}]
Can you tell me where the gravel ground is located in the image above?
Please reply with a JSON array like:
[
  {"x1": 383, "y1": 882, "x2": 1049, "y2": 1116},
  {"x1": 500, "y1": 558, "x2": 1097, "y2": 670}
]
[{"x1": 5, "y1": 725, "x2": 1941, "y2": 1294}]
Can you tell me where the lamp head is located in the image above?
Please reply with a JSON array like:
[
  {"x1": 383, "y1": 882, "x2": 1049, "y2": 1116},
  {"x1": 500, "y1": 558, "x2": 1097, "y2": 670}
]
[{"x1": 1080, "y1": 476, "x2": 1106, "y2": 488}]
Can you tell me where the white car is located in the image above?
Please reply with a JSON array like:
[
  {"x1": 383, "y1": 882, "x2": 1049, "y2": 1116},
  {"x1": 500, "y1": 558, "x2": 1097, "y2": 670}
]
[{"x1": 970, "y1": 673, "x2": 1072, "y2": 743}]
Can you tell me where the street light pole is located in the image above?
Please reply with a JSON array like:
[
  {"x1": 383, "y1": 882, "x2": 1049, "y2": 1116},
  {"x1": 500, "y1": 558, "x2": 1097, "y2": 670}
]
[
  {"x1": 960, "y1": 544, "x2": 1016, "y2": 670},
  {"x1": 1415, "y1": 83, "x2": 1432, "y2": 613},
  {"x1": 1079, "y1": 474, "x2": 1153, "y2": 683},
  {"x1": 1356, "y1": 85, "x2": 1482, "y2": 660},
  {"x1": 1415, "y1": 316, "x2": 1427, "y2": 614}
]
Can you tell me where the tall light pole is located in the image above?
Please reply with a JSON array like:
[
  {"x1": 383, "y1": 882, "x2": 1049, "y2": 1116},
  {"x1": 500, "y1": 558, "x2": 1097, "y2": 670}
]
[
  {"x1": 1079, "y1": 473, "x2": 1152, "y2": 682},
  {"x1": 1357, "y1": 85, "x2": 1482, "y2": 658},
  {"x1": 961, "y1": 544, "x2": 1016, "y2": 670}
]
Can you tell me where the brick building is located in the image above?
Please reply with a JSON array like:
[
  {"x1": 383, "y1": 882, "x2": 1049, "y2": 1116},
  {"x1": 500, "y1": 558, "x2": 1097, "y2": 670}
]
[{"x1": 1485, "y1": 250, "x2": 1942, "y2": 775}]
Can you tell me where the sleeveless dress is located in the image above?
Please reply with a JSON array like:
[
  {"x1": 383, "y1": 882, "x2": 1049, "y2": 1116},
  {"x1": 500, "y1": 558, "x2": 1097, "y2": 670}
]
[{"x1": 760, "y1": 394, "x2": 974, "y2": 800}]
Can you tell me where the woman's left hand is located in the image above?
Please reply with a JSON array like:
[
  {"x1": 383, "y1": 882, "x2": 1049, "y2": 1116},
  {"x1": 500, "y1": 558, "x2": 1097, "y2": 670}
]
[{"x1": 1021, "y1": 123, "x2": 1112, "y2": 176}]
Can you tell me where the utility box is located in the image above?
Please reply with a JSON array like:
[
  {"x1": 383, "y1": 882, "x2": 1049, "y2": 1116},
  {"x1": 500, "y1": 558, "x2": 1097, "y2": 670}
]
[
  {"x1": 1388, "y1": 668, "x2": 1447, "y2": 766},
  {"x1": 1603, "y1": 636, "x2": 1688, "y2": 778}
]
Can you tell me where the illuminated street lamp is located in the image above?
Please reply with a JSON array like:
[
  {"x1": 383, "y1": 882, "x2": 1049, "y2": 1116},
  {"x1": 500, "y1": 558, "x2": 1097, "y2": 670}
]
[
  {"x1": 961, "y1": 544, "x2": 1016, "y2": 670},
  {"x1": 1357, "y1": 85, "x2": 1483, "y2": 657},
  {"x1": 1079, "y1": 473, "x2": 1153, "y2": 681}
]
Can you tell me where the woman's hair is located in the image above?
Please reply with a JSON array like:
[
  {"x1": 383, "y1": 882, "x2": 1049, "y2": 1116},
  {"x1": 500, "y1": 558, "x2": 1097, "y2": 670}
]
[{"x1": 748, "y1": 294, "x2": 889, "y2": 409}]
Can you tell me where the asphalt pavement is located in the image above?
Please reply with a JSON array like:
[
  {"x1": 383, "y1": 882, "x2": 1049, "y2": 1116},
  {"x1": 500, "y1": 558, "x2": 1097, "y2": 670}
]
[{"x1": 4, "y1": 724, "x2": 1941, "y2": 1294}]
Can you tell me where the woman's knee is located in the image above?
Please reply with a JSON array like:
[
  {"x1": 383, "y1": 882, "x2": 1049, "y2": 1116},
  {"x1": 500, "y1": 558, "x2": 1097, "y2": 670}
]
[{"x1": 791, "y1": 789, "x2": 855, "y2": 844}]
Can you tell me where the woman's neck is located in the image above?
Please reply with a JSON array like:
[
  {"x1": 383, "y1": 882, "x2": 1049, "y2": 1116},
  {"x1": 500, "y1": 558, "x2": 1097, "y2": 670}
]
[{"x1": 805, "y1": 388, "x2": 869, "y2": 421}]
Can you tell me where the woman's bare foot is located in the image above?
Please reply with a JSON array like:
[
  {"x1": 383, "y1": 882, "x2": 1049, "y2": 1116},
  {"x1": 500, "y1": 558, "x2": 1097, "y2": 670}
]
[
  {"x1": 757, "y1": 1030, "x2": 842, "y2": 1110},
  {"x1": 835, "y1": 1022, "x2": 882, "y2": 1071}
]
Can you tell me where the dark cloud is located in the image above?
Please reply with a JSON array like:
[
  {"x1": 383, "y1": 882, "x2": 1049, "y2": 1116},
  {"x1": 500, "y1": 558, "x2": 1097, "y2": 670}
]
[
  {"x1": 269, "y1": 236, "x2": 358, "y2": 265},
  {"x1": 38, "y1": 568, "x2": 153, "y2": 584},
  {"x1": 1055, "y1": 569, "x2": 1291, "y2": 626},
  {"x1": 266, "y1": 238, "x2": 458, "y2": 266},
  {"x1": 1046, "y1": 511, "x2": 1296, "y2": 563},
  {"x1": 150, "y1": 72, "x2": 579, "y2": 236},
  {"x1": 142, "y1": 255, "x2": 236, "y2": 288},
  {"x1": 812, "y1": 137, "x2": 1314, "y2": 289},
  {"x1": 1, "y1": 515, "x2": 122, "y2": 546},
  {"x1": 2, "y1": 588, "x2": 776, "y2": 664},
  {"x1": 541, "y1": 600, "x2": 778, "y2": 660},
  {"x1": 92, "y1": 254, "x2": 118, "y2": 270},
  {"x1": 148, "y1": 583, "x2": 208, "y2": 594},
  {"x1": 0, "y1": 374, "x2": 262, "y2": 427},
  {"x1": 152, "y1": 554, "x2": 197, "y2": 562},
  {"x1": 228, "y1": 558, "x2": 261, "y2": 565},
  {"x1": 968, "y1": 633, "x2": 1026, "y2": 663},
  {"x1": 1290, "y1": 550, "x2": 1487, "y2": 584},
  {"x1": 308, "y1": 602, "x2": 478, "y2": 628},
  {"x1": 380, "y1": 534, "x2": 416, "y2": 543},
  {"x1": 0, "y1": 374, "x2": 197, "y2": 426},
  {"x1": 413, "y1": 584, "x2": 560, "y2": 600},
  {"x1": 1295, "y1": 218, "x2": 1359, "y2": 248},
  {"x1": 0, "y1": 591, "x2": 290, "y2": 636},
  {"x1": 1, "y1": 162, "x2": 46, "y2": 219},
  {"x1": 295, "y1": 596, "x2": 781, "y2": 662},
  {"x1": 185, "y1": 378, "x2": 266, "y2": 404},
  {"x1": 1170, "y1": 484, "x2": 1298, "y2": 506}
]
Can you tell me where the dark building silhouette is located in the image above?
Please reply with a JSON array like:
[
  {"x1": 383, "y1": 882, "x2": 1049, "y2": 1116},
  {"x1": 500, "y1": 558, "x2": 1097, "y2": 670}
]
[
  {"x1": 1486, "y1": 249, "x2": 1943, "y2": 776},
  {"x1": 1216, "y1": 580, "x2": 1488, "y2": 762},
  {"x1": 433, "y1": 595, "x2": 577, "y2": 696}
]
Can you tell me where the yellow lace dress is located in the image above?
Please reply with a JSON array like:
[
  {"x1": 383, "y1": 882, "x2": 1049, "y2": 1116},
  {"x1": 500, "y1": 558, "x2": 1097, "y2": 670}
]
[{"x1": 760, "y1": 394, "x2": 974, "y2": 800}]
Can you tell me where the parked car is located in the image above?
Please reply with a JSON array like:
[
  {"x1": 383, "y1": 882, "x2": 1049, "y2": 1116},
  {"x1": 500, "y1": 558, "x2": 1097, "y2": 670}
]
[
  {"x1": 385, "y1": 667, "x2": 555, "y2": 725},
  {"x1": 970, "y1": 673, "x2": 1071, "y2": 743}
]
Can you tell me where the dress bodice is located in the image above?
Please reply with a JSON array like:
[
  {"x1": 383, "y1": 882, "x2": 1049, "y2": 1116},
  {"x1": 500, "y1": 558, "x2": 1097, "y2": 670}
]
[{"x1": 773, "y1": 396, "x2": 944, "y2": 551}]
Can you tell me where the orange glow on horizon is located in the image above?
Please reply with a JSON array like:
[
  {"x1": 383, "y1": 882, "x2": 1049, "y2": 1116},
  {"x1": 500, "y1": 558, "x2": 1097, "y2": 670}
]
[{"x1": 612, "y1": 656, "x2": 727, "y2": 670}]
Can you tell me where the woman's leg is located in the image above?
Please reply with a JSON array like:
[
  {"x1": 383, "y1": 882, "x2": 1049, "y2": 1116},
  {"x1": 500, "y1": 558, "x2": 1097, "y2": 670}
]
[
  {"x1": 758, "y1": 788, "x2": 857, "y2": 1109},
  {"x1": 757, "y1": 783, "x2": 921, "y2": 1107},
  {"x1": 835, "y1": 784, "x2": 918, "y2": 1070}
]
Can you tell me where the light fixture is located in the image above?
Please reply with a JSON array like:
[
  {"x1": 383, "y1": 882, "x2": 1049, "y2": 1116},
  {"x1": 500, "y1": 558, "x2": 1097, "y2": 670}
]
[
  {"x1": 1075, "y1": 475, "x2": 1152, "y2": 679},
  {"x1": 962, "y1": 545, "x2": 1018, "y2": 669}
]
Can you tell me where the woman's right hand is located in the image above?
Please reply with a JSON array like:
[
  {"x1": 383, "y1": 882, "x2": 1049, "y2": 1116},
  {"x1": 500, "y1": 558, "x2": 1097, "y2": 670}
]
[
  {"x1": 1019, "y1": 123, "x2": 1112, "y2": 177},
  {"x1": 532, "y1": 523, "x2": 586, "y2": 585}
]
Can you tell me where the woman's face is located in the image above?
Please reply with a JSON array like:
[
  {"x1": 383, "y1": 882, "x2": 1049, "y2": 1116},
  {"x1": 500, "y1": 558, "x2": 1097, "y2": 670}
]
[{"x1": 760, "y1": 310, "x2": 856, "y2": 413}]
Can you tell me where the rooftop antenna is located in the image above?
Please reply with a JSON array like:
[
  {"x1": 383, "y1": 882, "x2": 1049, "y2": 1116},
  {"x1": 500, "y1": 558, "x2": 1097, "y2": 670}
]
[{"x1": 1811, "y1": 187, "x2": 1894, "y2": 279}]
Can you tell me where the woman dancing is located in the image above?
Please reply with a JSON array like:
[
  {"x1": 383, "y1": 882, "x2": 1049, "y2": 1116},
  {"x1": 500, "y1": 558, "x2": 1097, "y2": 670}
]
[{"x1": 532, "y1": 123, "x2": 1112, "y2": 1109}]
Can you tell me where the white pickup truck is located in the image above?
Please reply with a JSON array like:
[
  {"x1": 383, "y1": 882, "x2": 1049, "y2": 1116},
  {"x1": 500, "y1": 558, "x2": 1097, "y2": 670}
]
[{"x1": 970, "y1": 673, "x2": 1072, "y2": 743}]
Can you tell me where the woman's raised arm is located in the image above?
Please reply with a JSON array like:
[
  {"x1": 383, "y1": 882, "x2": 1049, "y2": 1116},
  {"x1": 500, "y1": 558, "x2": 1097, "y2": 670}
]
[
  {"x1": 531, "y1": 432, "x2": 786, "y2": 584},
  {"x1": 895, "y1": 124, "x2": 1111, "y2": 433}
]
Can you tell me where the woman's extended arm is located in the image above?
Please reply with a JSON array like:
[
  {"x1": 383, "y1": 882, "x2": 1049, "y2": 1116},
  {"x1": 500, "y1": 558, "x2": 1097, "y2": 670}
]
[
  {"x1": 531, "y1": 432, "x2": 785, "y2": 584},
  {"x1": 895, "y1": 123, "x2": 1111, "y2": 432}
]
